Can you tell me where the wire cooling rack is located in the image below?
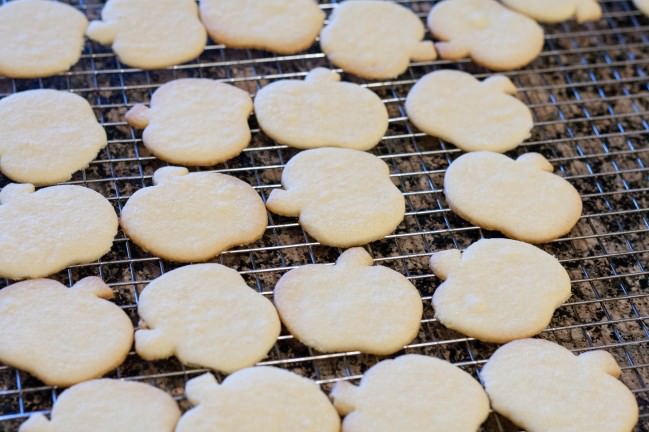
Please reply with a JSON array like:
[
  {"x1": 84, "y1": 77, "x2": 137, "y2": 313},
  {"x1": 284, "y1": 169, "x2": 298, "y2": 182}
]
[{"x1": 0, "y1": 0, "x2": 648, "y2": 430}]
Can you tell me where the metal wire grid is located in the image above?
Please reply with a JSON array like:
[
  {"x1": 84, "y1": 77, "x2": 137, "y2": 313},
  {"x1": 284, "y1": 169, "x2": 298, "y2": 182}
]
[{"x1": 0, "y1": 0, "x2": 648, "y2": 430}]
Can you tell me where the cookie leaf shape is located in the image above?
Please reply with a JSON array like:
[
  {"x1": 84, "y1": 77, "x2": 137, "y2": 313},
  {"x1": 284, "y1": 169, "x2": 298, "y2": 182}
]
[
  {"x1": 405, "y1": 70, "x2": 532, "y2": 153},
  {"x1": 0, "y1": 90, "x2": 107, "y2": 185},
  {"x1": 0, "y1": 0, "x2": 87, "y2": 78},
  {"x1": 199, "y1": 0, "x2": 324, "y2": 54},
  {"x1": 255, "y1": 68, "x2": 388, "y2": 151},
  {"x1": 274, "y1": 248, "x2": 422, "y2": 354},
  {"x1": 0, "y1": 278, "x2": 132, "y2": 387},
  {"x1": 19, "y1": 379, "x2": 180, "y2": 432},
  {"x1": 266, "y1": 148, "x2": 405, "y2": 247},
  {"x1": 0, "y1": 183, "x2": 118, "y2": 280},
  {"x1": 332, "y1": 354, "x2": 489, "y2": 432},
  {"x1": 126, "y1": 79, "x2": 252, "y2": 166},
  {"x1": 428, "y1": 0, "x2": 544, "y2": 70},
  {"x1": 86, "y1": 0, "x2": 206, "y2": 69},
  {"x1": 177, "y1": 369, "x2": 340, "y2": 432},
  {"x1": 481, "y1": 339, "x2": 639, "y2": 432},
  {"x1": 430, "y1": 238, "x2": 571, "y2": 343},
  {"x1": 136, "y1": 264, "x2": 280, "y2": 373},
  {"x1": 120, "y1": 167, "x2": 267, "y2": 262},
  {"x1": 320, "y1": 0, "x2": 436, "y2": 79},
  {"x1": 444, "y1": 152, "x2": 582, "y2": 243},
  {"x1": 502, "y1": 0, "x2": 602, "y2": 23}
]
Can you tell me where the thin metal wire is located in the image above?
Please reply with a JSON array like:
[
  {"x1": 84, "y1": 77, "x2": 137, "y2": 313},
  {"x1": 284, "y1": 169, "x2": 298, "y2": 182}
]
[{"x1": 0, "y1": 0, "x2": 648, "y2": 430}]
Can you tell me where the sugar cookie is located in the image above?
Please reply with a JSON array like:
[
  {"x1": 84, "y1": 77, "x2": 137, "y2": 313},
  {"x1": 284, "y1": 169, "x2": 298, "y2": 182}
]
[
  {"x1": 332, "y1": 354, "x2": 489, "y2": 432},
  {"x1": 481, "y1": 339, "x2": 639, "y2": 432},
  {"x1": 405, "y1": 70, "x2": 532, "y2": 152},
  {"x1": 444, "y1": 152, "x2": 582, "y2": 243},
  {"x1": 274, "y1": 248, "x2": 422, "y2": 354},
  {"x1": 320, "y1": 0, "x2": 436, "y2": 79},
  {"x1": 126, "y1": 79, "x2": 252, "y2": 166},
  {"x1": 176, "y1": 370, "x2": 340, "y2": 432},
  {"x1": 19, "y1": 379, "x2": 180, "y2": 432},
  {"x1": 0, "y1": 90, "x2": 107, "y2": 185},
  {"x1": 266, "y1": 148, "x2": 405, "y2": 247},
  {"x1": 635, "y1": 0, "x2": 649, "y2": 16},
  {"x1": 0, "y1": 277, "x2": 132, "y2": 387},
  {"x1": 0, "y1": 183, "x2": 118, "y2": 280},
  {"x1": 120, "y1": 167, "x2": 267, "y2": 262},
  {"x1": 430, "y1": 238, "x2": 571, "y2": 343},
  {"x1": 136, "y1": 264, "x2": 280, "y2": 373},
  {"x1": 86, "y1": 0, "x2": 206, "y2": 69},
  {"x1": 0, "y1": 0, "x2": 87, "y2": 78},
  {"x1": 428, "y1": 0, "x2": 544, "y2": 70},
  {"x1": 254, "y1": 68, "x2": 388, "y2": 151},
  {"x1": 199, "y1": 0, "x2": 324, "y2": 54},
  {"x1": 502, "y1": 0, "x2": 602, "y2": 23}
]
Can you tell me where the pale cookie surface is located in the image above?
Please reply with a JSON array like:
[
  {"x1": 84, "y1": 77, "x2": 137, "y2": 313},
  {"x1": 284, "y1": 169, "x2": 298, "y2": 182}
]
[
  {"x1": 444, "y1": 152, "x2": 582, "y2": 243},
  {"x1": 0, "y1": 90, "x2": 107, "y2": 185},
  {"x1": 0, "y1": 278, "x2": 132, "y2": 387},
  {"x1": 405, "y1": 70, "x2": 532, "y2": 153},
  {"x1": 430, "y1": 238, "x2": 571, "y2": 343},
  {"x1": 635, "y1": 0, "x2": 649, "y2": 16},
  {"x1": 200, "y1": 0, "x2": 324, "y2": 54},
  {"x1": 320, "y1": 0, "x2": 436, "y2": 79},
  {"x1": 332, "y1": 354, "x2": 489, "y2": 432},
  {"x1": 177, "y1": 369, "x2": 340, "y2": 432},
  {"x1": 266, "y1": 148, "x2": 405, "y2": 247},
  {"x1": 86, "y1": 0, "x2": 206, "y2": 69},
  {"x1": 274, "y1": 248, "x2": 422, "y2": 355},
  {"x1": 126, "y1": 79, "x2": 252, "y2": 166},
  {"x1": 481, "y1": 339, "x2": 639, "y2": 432},
  {"x1": 19, "y1": 379, "x2": 180, "y2": 432},
  {"x1": 502, "y1": 0, "x2": 602, "y2": 23},
  {"x1": 136, "y1": 264, "x2": 280, "y2": 373},
  {"x1": 254, "y1": 68, "x2": 388, "y2": 151},
  {"x1": 0, "y1": 183, "x2": 118, "y2": 280},
  {"x1": 428, "y1": 0, "x2": 544, "y2": 70},
  {"x1": 120, "y1": 167, "x2": 267, "y2": 262},
  {"x1": 0, "y1": 0, "x2": 87, "y2": 78}
]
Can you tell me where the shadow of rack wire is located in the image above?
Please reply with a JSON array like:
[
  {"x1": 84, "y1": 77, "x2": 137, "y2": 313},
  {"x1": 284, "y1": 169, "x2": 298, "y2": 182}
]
[{"x1": 0, "y1": 0, "x2": 648, "y2": 430}]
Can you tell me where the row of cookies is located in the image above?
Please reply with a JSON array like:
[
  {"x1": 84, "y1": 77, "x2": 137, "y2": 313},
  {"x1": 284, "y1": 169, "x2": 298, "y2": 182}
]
[
  {"x1": 20, "y1": 344, "x2": 637, "y2": 431},
  {"x1": 1, "y1": 250, "x2": 414, "y2": 387},
  {"x1": 7, "y1": 0, "x2": 641, "y2": 80},
  {"x1": 7, "y1": 274, "x2": 638, "y2": 432},
  {"x1": 2, "y1": 67, "x2": 512, "y2": 183},
  {"x1": 0, "y1": 65, "x2": 582, "y2": 274},
  {"x1": 1, "y1": 0, "x2": 636, "y2": 428}
]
